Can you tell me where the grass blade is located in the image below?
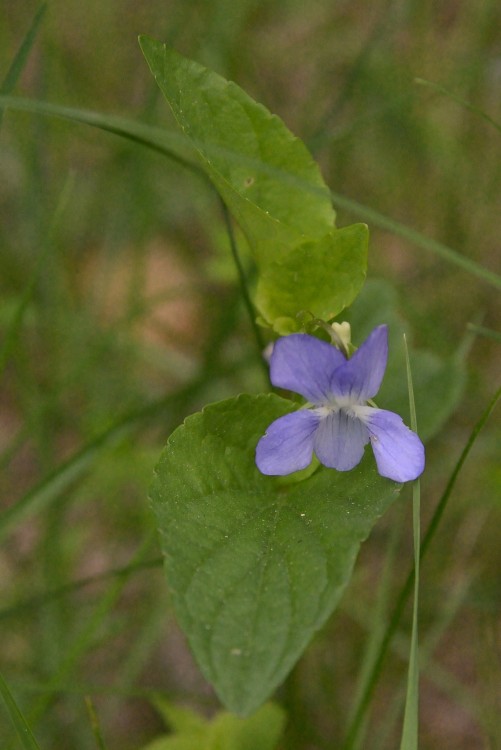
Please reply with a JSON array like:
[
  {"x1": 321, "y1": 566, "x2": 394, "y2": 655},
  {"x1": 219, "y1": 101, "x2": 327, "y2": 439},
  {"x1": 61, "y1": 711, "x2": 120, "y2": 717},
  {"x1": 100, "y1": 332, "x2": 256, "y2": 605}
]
[
  {"x1": 415, "y1": 78, "x2": 501, "y2": 135},
  {"x1": 2, "y1": 95, "x2": 501, "y2": 296},
  {"x1": 0, "y1": 175, "x2": 73, "y2": 379},
  {"x1": 348, "y1": 504, "x2": 406, "y2": 750},
  {"x1": 85, "y1": 697, "x2": 108, "y2": 750},
  {"x1": 399, "y1": 336, "x2": 421, "y2": 750},
  {"x1": 342, "y1": 384, "x2": 501, "y2": 750},
  {"x1": 0, "y1": 4, "x2": 47, "y2": 128},
  {"x1": 0, "y1": 311, "x2": 247, "y2": 542},
  {"x1": 0, "y1": 95, "x2": 201, "y2": 175},
  {"x1": 330, "y1": 191, "x2": 501, "y2": 292},
  {"x1": 466, "y1": 323, "x2": 501, "y2": 345},
  {"x1": 0, "y1": 671, "x2": 41, "y2": 750},
  {"x1": 0, "y1": 383, "x2": 197, "y2": 542},
  {"x1": 0, "y1": 558, "x2": 162, "y2": 622},
  {"x1": 27, "y1": 533, "x2": 156, "y2": 725}
]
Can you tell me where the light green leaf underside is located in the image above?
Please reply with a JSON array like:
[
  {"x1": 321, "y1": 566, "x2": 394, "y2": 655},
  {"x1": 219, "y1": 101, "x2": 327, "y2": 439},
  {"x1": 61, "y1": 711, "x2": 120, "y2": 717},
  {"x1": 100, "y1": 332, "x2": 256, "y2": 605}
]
[
  {"x1": 143, "y1": 701, "x2": 285, "y2": 750},
  {"x1": 139, "y1": 36, "x2": 335, "y2": 266},
  {"x1": 255, "y1": 223, "x2": 368, "y2": 332},
  {"x1": 150, "y1": 394, "x2": 400, "y2": 715}
]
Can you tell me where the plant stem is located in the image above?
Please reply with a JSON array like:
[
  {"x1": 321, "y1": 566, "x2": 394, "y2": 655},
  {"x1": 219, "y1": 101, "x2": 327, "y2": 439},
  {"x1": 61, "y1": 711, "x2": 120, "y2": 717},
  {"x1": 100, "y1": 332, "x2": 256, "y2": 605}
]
[{"x1": 220, "y1": 199, "x2": 269, "y2": 377}]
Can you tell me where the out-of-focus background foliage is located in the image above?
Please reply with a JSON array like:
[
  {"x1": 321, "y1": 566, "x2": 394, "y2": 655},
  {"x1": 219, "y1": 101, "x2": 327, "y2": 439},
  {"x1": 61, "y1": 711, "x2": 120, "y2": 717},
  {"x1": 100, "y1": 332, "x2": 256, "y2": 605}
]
[{"x1": 1, "y1": 1, "x2": 500, "y2": 748}]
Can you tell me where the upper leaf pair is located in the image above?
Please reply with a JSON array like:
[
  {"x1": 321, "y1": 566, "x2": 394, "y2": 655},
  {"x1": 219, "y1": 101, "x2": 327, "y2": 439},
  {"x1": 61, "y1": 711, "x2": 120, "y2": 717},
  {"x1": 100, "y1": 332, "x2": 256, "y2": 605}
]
[{"x1": 139, "y1": 36, "x2": 368, "y2": 332}]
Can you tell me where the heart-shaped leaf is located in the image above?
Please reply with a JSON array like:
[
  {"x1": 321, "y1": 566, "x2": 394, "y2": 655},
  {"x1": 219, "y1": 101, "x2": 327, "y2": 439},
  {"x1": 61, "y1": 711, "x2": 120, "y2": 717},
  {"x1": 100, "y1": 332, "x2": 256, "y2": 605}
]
[{"x1": 150, "y1": 394, "x2": 400, "y2": 715}]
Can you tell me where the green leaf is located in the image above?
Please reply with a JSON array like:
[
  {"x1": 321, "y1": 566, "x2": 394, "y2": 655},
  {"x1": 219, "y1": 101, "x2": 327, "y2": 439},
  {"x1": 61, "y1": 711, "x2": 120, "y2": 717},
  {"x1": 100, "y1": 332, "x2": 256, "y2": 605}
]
[
  {"x1": 141, "y1": 702, "x2": 285, "y2": 750},
  {"x1": 208, "y1": 702, "x2": 286, "y2": 750},
  {"x1": 150, "y1": 394, "x2": 400, "y2": 715},
  {"x1": 343, "y1": 280, "x2": 466, "y2": 440},
  {"x1": 142, "y1": 734, "x2": 204, "y2": 750},
  {"x1": 152, "y1": 698, "x2": 207, "y2": 734},
  {"x1": 138, "y1": 36, "x2": 335, "y2": 267},
  {"x1": 0, "y1": 671, "x2": 41, "y2": 750},
  {"x1": 255, "y1": 224, "x2": 368, "y2": 332}
]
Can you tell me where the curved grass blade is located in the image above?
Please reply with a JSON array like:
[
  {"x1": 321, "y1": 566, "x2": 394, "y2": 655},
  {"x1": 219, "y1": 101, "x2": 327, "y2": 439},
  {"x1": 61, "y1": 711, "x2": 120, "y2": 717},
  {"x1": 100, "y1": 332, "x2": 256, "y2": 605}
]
[
  {"x1": 0, "y1": 95, "x2": 201, "y2": 176},
  {"x1": 0, "y1": 671, "x2": 41, "y2": 750},
  {"x1": 342, "y1": 384, "x2": 501, "y2": 750},
  {"x1": 27, "y1": 533, "x2": 156, "y2": 726},
  {"x1": 415, "y1": 78, "x2": 501, "y2": 135},
  {"x1": 0, "y1": 381, "x2": 201, "y2": 542},
  {"x1": 466, "y1": 323, "x2": 501, "y2": 345},
  {"x1": 0, "y1": 558, "x2": 162, "y2": 622},
  {"x1": 330, "y1": 191, "x2": 501, "y2": 292},
  {"x1": 2, "y1": 95, "x2": 499, "y2": 295},
  {"x1": 0, "y1": 95, "x2": 330, "y2": 206},
  {"x1": 0, "y1": 174, "x2": 73, "y2": 379},
  {"x1": 0, "y1": 295, "x2": 248, "y2": 543},
  {"x1": 0, "y1": 4, "x2": 47, "y2": 128}
]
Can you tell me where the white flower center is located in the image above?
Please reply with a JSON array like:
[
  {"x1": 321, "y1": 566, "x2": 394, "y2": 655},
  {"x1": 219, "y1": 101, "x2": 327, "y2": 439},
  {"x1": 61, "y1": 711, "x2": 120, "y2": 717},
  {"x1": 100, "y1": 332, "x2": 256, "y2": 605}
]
[{"x1": 313, "y1": 395, "x2": 364, "y2": 419}]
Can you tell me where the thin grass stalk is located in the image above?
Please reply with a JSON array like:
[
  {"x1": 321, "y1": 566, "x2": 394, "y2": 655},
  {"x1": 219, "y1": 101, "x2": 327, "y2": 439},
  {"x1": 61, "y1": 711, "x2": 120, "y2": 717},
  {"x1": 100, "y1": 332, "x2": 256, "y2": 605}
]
[
  {"x1": 398, "y1": 336, "x2": 421, "y2": 749},
  {"x1": 342, "y1": 384, "x2": 501, "y2": 750}
]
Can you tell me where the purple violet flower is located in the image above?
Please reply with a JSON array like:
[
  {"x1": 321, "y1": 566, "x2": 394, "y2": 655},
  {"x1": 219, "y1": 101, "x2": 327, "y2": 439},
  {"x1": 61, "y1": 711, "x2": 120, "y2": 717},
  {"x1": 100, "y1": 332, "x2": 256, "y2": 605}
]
[{"x1": 256, "y1": 325, "x2": 425, "y2": 483}]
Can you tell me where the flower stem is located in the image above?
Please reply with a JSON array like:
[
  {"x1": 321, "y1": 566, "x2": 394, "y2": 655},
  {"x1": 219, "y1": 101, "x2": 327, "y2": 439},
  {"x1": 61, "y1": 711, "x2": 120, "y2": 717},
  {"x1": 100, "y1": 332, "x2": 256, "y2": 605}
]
[{"x1": 220, "y1": 199, "x2": 268, "y2": 377}]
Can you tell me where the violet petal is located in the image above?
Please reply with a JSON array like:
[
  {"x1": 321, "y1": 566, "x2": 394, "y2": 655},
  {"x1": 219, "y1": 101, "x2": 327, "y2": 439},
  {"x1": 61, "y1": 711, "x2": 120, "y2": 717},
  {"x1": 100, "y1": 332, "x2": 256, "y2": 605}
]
[
  {"x1": 362, "y1": 407, "x2": 425, "y2": 482},
  {"x1": 255, "y1": 409, "x2": 320, "y2": 475},
  {"x1": 313, "y1": 410, "x2": 370, "y2": 471},
  {"x1": 330, "y1": 325, "x2": 388, "y2": 402},
  {"x1": 270, "y1": 334, "x2": 346, "y2": 403}
]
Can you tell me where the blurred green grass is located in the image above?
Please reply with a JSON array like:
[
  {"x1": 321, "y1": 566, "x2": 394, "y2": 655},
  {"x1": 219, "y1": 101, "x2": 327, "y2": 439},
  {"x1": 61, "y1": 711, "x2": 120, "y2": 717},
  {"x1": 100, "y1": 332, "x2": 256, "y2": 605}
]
[{"x1": 1, "y1": 2, "x2": 500, "y2": 749}]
